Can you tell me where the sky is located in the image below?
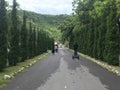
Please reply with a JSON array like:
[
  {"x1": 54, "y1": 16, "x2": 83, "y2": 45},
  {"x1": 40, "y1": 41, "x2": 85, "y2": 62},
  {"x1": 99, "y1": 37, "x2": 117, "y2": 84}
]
[{"x1": 6, "y1": 0, "x2": 73, "y2": 15}]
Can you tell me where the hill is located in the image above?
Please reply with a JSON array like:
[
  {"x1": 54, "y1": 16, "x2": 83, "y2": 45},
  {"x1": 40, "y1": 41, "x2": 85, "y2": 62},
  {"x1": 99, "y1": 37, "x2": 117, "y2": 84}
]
[{"x1": 17, "y1": 10, "x2": 68, "y2": 40}]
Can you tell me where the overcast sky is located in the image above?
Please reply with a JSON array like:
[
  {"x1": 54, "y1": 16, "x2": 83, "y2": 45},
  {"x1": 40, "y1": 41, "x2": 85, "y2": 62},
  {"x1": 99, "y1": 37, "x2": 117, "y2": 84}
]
[{"x1": 6, "y1": 0, "x2": 73, "y2": 15}]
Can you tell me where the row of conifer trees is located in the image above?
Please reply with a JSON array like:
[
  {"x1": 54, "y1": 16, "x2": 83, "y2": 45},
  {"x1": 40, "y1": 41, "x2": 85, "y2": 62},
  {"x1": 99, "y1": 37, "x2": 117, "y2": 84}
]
[
  {"x1": 59, "y1": 0, "x2": 120, "y2": 65},
  {"x1": 0, "y1": 0, "x2": 53, "y2": 71}
]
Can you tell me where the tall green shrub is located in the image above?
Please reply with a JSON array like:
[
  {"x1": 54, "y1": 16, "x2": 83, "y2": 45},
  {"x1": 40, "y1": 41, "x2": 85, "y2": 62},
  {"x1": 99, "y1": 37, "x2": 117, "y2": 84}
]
[
  {"x1": 104, "y1": 0, "x2": 119, "y2": 65},
  {"x1": 20, "y1": 11, "x2": 28, "y2": 61},
  {"x1": 0, "y1": 0, "x2": 8, "y2": 70},
  {"x1": 8, "y1": 0, "x2": 19, "y2": 66}
]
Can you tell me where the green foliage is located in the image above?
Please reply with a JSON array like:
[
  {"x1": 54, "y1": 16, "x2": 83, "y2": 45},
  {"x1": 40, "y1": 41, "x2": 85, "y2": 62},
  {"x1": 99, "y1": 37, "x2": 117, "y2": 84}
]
[
  {"x1": 28, "y1": 20, "x2": 33, "y2": 58},
  {"x1": 0, "y1": 0, "x2": 65, "y2": 71},
  {"x1": 60, "y1": 0, "x2": 120, "y2": 66},
  {"x1": 0, "y1": 0, "x2": 8, "y2": 71},
  {"x1": 33, "y1": 26, "x2": 36, "y2": 56},
  {"x1": 17, "y1": 10, "x2": 64, "y2": 40},
  {"x1": 104, "y1": 0, "x2": 119, "y2": 65},
  {"x1": 8, "y1": 0, "x2": 20, "y2": 66},
  {"x1": 24, "y1": 11, "x2": 67, "y2": 26},
  {"x1": 58, "y1": 16, "x2": 75, "y2": 43},
  {"x1": 117, "y1": 0, "x2": 120, "y2": 15},
  {"x1": 20, "y1": 11, "x2": 28, "y2": 61}
]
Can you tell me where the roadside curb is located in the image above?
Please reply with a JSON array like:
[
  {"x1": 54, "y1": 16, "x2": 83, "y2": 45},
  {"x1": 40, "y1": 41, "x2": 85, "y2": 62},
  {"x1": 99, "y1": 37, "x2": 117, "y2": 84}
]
[
  {"x1": 70, "y1": 49, "x2": 120, "y2": 76},
  {"x1": 78, "y1": 52, "x2": 120, "y2": 77}
]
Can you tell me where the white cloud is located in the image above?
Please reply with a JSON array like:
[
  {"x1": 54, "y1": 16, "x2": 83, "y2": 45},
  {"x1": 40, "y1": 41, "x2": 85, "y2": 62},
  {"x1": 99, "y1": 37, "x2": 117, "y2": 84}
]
[{"x1": 6, "y1": 0, "x2": 73, "y2": 15}]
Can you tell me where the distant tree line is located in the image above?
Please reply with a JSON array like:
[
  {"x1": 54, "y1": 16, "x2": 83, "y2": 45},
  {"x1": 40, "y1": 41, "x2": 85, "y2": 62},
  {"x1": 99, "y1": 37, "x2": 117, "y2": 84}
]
[
  {"x1": 0, "y1": 0, "x2": 53, "y2": 71},
  {"x1": 59, "y1": 0, "x2": 120, "y2": 65}
]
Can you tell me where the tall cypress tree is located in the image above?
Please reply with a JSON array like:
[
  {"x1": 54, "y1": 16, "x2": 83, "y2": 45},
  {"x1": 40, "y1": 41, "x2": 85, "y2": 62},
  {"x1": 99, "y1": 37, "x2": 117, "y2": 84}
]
[
  {"x1": 98, "y1": 8, "x2": 107, "y2": 60},
  {"x1": 31, "y1": 26, "x2": 34, "y2": 57},
  {"x1": 104, "y1": 0, "x2": 119, "y2": 65},
  {"x1": 8, "y1": 0, "x2": 19, "y2": 66},
  {"x1": 35, "y1": 27, "x2": 38, "y2": 56},
  {"x1": 0, "y1": 0, "x2": 8, "y2": 71},
  {"x1": 28, "y1": 20, "x2": 33, "y2": 58},
  {"x1": 36, "y1": 28, "x2": 39, "y2": 55},
  {"x1": 88, "y1": 19, "x2": 94, "y2": 57},
  {"x1": 93, "y1": 16, "x2": 99, "y2": 58},
  {"x1": 38, "y1": 29, "x2": 43, "y2": 54},
  {"x1": 20, "y1": 11, "x2": 27, "y2": 61},
  {"x1": 33, "y1": 26, "x2": 36, "y2": 56},
  {"x1": 37, "y1": 30, "x2": 41, "y2": 54}
]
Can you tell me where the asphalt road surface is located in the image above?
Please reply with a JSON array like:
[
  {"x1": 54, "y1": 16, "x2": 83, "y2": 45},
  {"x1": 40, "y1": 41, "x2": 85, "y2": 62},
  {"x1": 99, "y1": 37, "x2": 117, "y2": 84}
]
[{"x1": 0, "y1": 47, "x2": 120, "y2": 90}]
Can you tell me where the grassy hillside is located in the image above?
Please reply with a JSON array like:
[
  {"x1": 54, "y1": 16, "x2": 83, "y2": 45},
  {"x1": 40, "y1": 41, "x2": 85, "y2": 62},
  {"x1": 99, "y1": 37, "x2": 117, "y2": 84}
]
[{"x1": 17, "y1": 10, "x2": 68, "y2": 40}]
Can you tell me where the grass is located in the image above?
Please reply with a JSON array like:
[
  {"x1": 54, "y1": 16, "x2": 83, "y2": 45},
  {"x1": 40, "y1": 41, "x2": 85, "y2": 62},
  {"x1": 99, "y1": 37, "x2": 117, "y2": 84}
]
[
  {"x1": 0, "y1": 51, "x2": 50, "y2": 88},
  {"x1": 78, "y1": 52, "x2": 120, "y2": 76}
]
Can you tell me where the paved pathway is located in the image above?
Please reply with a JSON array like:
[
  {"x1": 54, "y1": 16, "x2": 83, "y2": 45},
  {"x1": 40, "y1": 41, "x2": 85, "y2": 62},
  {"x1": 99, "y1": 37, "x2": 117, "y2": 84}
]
[{"x1": 1, "y1": 47, "x2": 120, "y2": 90}]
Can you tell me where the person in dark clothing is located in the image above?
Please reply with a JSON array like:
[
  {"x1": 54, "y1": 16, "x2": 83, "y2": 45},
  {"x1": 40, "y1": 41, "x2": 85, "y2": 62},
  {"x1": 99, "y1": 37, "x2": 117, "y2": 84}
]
[
  {"x1": 51, "y1": 43, "x2": 55, "y2": 54},
  {"x1": 55, "y1": 44, "x2": 58, "y2": 53},
  {"x1": 73, "y1": 42, "x2": 78, "y2": 55}
]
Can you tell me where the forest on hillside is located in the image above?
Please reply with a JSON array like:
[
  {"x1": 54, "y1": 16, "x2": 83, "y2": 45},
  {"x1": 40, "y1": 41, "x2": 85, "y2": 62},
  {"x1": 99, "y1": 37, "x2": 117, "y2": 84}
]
[
  {"x1": 23, "y1": 11, "x2": 67, "y2": 40},
  {"x1": 0, "y1": 0, "x2": 67, "y2": 71},
  {"x1": 16, "y1": 10, "x2": 67, "y2": 40},
  {"x1": 59, "y1": 0, "x2": 120, "y2": 65}
]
